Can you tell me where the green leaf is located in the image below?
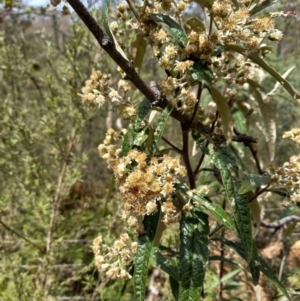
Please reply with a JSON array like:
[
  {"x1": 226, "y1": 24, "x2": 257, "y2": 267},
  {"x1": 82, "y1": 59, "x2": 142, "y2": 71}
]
[
  {"x1": 193, "y1": 0, "x2": 214, "y2": 9},
  {"x1": 191, "y1": 131, "x2": 209, "y2": 155},
  {"x1": 238, "y1": 174, "x2": 271, "y2": 195},
  {"x1": 212, "y1": 238, "x2": 260, "y2": 285},
  {"x1": 211, "y1": 148, "x2": 253, "y2": 260},
  {"x1": 179, "y1": 209, "x2": 209, "y2": 300},
  {"x1": 191, "y1": 61, "x2": 214, "y2": 87},
  {"x1": 246, "y1": 79, "x2": 266, "y2": 92},
  {"x1": 258, "y1": 256, "x2": 292, "y2": 300},
  {"x1": 121, "y1": 99, "x2": 151, "y2": 156},
  {"x1": 134, "y1": 207, "x2": 161, "y2": 301},
  {"x1": 209, "y1": 86, "x2": 233, "y2": 143},
  {"x1": 176, "y1": 181, "x2": 236, "y2": 232},
  {"x1": 249, "y1": 0, "x2": 278, "y2": 16},
  {"x1": 156, "y1": 252, "x2": 179, "y2": 300},
  {"x1": 131, "y1": 33, "x2": 147, "y2": 72},
  {"x1": 221, "y1": 268, "x2": 242, "y2": 282},
  {"x1": 232, "y1": 110, "x2": 247, "y2": 134},
  {"x1": 226, "y1": 44, "x2": 300, "y2": 103},
  {"x1": 149, "y1": 14, "x2": 188, "y2": 48},
  {"x1": 186, "y1": 17, "x2": 206, "y2": 33},
  {"x1": 250, "y1": 85, "x2": 277, "y2": 161},
  {"x1": 101, "y1": 0, "x2": 128, "y2": 61},
  {"x1": 150, "y1": 103, "x2": 173, "y2": 156}
]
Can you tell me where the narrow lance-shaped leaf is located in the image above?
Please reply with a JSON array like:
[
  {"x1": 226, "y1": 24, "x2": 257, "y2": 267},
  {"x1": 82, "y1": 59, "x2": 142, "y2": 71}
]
[
  {"x1": 131, "y1": 33, "x2": 147, "y2": 72},
  {"x1": 267, "y1": 66, "x2": 295, "y2": 96},
  {"x1": 209, "y1": 86, "x2": 234, "y2": 143},
  {"x1": 101, "y1": 0, "x2": 128, "y2": 61},
  {"x1": 150, "y1": 103, "x2": 173, "y2": 156},
  {"x1": 176, "y1": 181, "x2": 236, "y2": 232},
  {"x1": 211, "y1": 147, "x2": 253, "y2": 260},
  {"x1": 179, "y1": 208, "x2": 209, "y2": 301},
  {"x1": 149, "y1": 14, "x2": 188, "y2": 48},
  {"x1": 134, "y1": 207, "x2": 161, "y2": 301},
  {"x1": 213, "y1": 237, "x2": 260, "y2": 285},
  {"x1": 251, "y1": 85, "x2": 276, "y2": 161},
  {"x1": 226, "y1": 44, "x2": 300, "y2": 103},
  {"x1": 249, "y1": 0, "x2": 278, "y2": 16},
  {"x1": 156, "y1": 252, "x2": 179, "y2": 300}
]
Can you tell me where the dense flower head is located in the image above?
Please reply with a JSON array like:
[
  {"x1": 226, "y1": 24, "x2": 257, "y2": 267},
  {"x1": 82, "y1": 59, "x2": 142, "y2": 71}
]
[
  {"x1": 99, "y1": 130, "x2": 186, "y2": 228},
  {"x1": 93, "y1": 234, "x2": 137, "y2": 280}
]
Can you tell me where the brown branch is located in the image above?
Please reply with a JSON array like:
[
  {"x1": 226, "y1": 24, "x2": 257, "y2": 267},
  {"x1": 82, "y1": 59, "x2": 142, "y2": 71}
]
[
  {"x1": 181, "y1": 125, "x2": 195, "y2": 189},
  {"x1": 187, "y1": 82, "x2": 202, "y2": 130},
  {"x1": 67, "y1": 0, "x2": 158, "y2": 104},
  {"x1": 232, "y1": 134, "x2": 258, "y2": 143},
  {"x1": 46, "y1": 128, "x2": 77, "y2": 253},
  {"x1": 66, "y1": 0, "x2": 213, "y2": 135},
  {"x1": 248, "y1": 184, "x2": 271, "y2": 203},
  {"x1": 125, "y1": 0, "x2": 140, "y2": 22},
  {"x1": 261, "y1": 215, "x2": 300, "y2": 230},
  {"x1": 247, "y1": 143, "x2": 264, "y2": 175}
]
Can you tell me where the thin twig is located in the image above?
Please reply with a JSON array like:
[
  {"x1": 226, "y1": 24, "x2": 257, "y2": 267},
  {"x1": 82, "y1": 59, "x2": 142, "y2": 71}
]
[
  {"x1": 125, "y1": 0, "x2": 140, "y2": 22},
  {"x1": 181, "y1": 125, "x2": 195, "y2": 189},
  {"x1": 248, "y1": 184, "x2": 271, "y2": 203},
  {"x1": 46, "y1": 128, "x2": 77, "y2": 253},
  {"x1": 144, "y1": 119, "x2": 182, "y2": 153},
  {"x1": 260, "y1": 215, "x2": 300, "y2": 230},
  {"x1": 187, "y1": 82, "x2": 202, "y2": 130},
  {"x1": 247, "y1": 143, "x2": 264, "y2": 175},
  {"x1": 0, "y1": 219, "x2": 44, "y2": 252},
  {"x1": 194, "y1": 112, "x2": 219, "y2": 176}
]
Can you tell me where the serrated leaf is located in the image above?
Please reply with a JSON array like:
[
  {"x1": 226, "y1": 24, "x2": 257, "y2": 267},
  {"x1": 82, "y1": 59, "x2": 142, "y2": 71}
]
[
  {"x1": 226, "y1": 44, "x2": 300, "y2": 103},
  {"x1": 251, "y1": 86, "x2": 276, "y2": 161},
  {"x1": 186, "y1": 17, "x2": 206, "y2": 33},
  {"x1": 249, "y1": 0, "x2": 278, "y2": 15},
  {"x1": 134, "y1": 207, "x2": 161, "y2": 301},
  {"x1": 121, "y1": 99, "x2": 151, "y2": 156},
  {"x1": 191, "y1": 61, "x2": 214, "y2": 87},
  {"x1": 211, "y1": 148, "x2": 253, "y2": 260},
  {"x1": 131, "y1": 33, "x2": 147, "y2": 72},
  {"x1": 238, "y1": 174, "x2": 271, "y2": 194},
  {"x1": 209, "y1": 87, "x2": 233, "y2": 143},
  {"x1": 101, "y1": 0, "x2": 129, "y2": 61},
  {"x1": 149, "y1": 14, "x2": 188, "y2": 48},
  {"x1": 193, "y1": 0, "x2": 214, "y2": 9},
  {"x1": 179, "y1": 209, "x2": 209, "y2": 300},
  {"x1": 176, "y1": 181, "x2": 236, "y2": 232},
  {"x1": 150, "y1": 104, "x2": 173, "y2": 156}
]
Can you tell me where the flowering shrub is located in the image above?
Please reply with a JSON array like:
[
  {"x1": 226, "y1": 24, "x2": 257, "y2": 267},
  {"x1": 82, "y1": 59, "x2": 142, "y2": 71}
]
[{"x1": 63, "y1": 0, "x2": 300, "y2": 299}]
